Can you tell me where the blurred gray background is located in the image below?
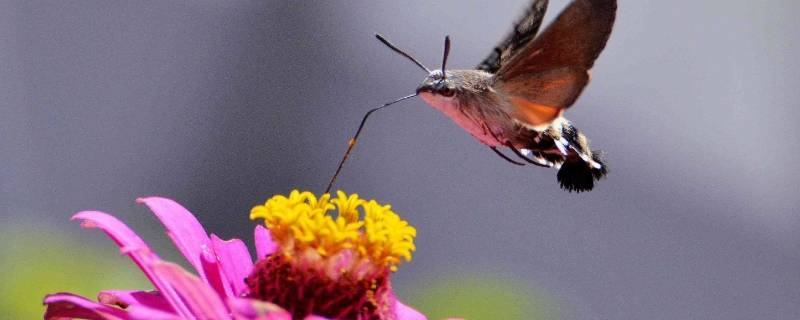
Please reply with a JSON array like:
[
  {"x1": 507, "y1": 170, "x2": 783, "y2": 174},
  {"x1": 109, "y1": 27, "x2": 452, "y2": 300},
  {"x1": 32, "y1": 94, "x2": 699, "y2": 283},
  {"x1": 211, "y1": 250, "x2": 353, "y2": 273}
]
[{"x1": 2, "y1": 0, "x2": 799, "y2": 319}]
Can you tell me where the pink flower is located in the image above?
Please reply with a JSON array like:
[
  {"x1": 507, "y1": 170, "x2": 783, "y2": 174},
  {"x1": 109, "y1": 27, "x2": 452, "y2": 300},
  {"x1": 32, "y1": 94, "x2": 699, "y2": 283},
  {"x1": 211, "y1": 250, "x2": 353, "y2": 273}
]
[{"x1": 43, "y1": 196, "x2": 426, "y2": 320}]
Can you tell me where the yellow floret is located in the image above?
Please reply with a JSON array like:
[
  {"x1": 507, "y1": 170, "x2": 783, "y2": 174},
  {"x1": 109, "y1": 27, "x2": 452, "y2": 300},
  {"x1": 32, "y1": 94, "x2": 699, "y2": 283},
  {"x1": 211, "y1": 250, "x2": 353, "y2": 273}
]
[{"x1": 250, "y1": 190, "x2": 416, "y2": 272}]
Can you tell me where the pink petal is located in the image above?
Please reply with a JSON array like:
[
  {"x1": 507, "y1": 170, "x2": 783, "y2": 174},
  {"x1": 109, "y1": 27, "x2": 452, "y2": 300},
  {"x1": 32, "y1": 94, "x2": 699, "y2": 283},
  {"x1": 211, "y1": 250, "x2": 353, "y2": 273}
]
[
  {"x1": 211, "y1": 234, "x2": 254, "y2": 296},
  {"x1": 201, "y1": 244, "x2": 234, "y2": 298},
  {"x1": 72, "y1": 211, "x2": 156, "y2": 271},
  {"x1": 303, "y1": 316, "x2": 331, "y2": 320},
  {"x1": 97, "y1": 290, "x2": 172, "y2": 312},
  {"x1": 98, "y1": 291, "x2": 180, "y2": 319},
  {"x1": 72, "y1": 211, "x2": 192, "y2": 318},
  {"x1": 227, "y1": 297, "x2": 292, "y2": 320},
  {"x1": 151, "y1": 261, "x2": 231, "y2": 320},
  {"x1": 44, "y1": 293, "x2": 130, "y2": 320},
  {"x1": 125, "y1": 305, "x2": 182, "y2": 320},
  {"x1": 395, "y1": 300, "x2": 427, "y2": 320},
  {"x1": 254, "y1": 224, "x2": 278, "y2": 260},
  {"x1": 137, "y1": 197, "x2": 212, "y2": 282}
]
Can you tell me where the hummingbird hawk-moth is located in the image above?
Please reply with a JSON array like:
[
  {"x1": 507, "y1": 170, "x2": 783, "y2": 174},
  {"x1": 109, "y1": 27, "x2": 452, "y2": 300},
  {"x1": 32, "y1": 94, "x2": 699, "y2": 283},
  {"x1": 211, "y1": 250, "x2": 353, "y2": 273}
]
[{"x1": 326, "y1": 0, "x2": 617, "y2": 193}]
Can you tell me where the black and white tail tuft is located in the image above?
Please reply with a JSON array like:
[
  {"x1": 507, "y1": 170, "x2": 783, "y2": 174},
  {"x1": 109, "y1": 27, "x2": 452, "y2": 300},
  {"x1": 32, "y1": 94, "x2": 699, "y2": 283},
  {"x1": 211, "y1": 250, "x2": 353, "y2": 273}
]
[{"x1": 557, "y1": 151, "x2": 608, "y2": 192}]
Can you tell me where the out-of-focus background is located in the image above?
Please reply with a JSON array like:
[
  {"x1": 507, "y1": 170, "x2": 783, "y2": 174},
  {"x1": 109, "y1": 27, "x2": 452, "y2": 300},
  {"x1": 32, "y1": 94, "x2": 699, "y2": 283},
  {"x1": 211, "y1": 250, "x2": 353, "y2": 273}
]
[{"x1": 2, "y1": 1, "x2": 799, "y2": 319}]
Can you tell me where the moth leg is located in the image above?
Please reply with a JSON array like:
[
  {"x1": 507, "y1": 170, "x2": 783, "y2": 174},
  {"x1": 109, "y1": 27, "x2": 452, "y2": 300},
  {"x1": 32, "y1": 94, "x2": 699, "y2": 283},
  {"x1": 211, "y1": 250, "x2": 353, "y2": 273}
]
[
  {"x1": 522, "y1": 148, "x2": 556, "y2": 167},
  {"x1": 490, "y1": 147, "x2": 526, "y2": 166},
  {"x1": 505, "y1": 142, "x2": 552, "y2": 168},
  {"x1": 479, "y1": 120, "x2": 550, "y2": 168}
]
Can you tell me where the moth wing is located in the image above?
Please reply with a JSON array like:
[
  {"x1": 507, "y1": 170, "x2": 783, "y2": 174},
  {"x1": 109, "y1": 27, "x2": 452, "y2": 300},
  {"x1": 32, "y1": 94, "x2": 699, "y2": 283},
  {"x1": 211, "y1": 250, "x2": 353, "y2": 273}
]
[
  {"x1": 503, "y1": 67, "x2": 589, "y2": 125},
  {"x1": 495, "y1": 0, "x2": 616, "y2": 125},
  {"x1": 498, "y1": 0, "x2": 617, "y2": 79},
  {"x1": 476, "y1": 0, "x2": 549, "y2": 74}
]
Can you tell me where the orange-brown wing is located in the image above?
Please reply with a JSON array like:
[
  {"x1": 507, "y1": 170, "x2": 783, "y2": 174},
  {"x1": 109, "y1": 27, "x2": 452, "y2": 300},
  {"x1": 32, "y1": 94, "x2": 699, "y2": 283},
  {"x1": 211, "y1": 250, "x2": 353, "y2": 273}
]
[
  {"x1": 502, "y1": 66, "x2": 589, "y2": 125},
  {"x1": 495, "y1": 0, "x2": 616, "y2": 125}
]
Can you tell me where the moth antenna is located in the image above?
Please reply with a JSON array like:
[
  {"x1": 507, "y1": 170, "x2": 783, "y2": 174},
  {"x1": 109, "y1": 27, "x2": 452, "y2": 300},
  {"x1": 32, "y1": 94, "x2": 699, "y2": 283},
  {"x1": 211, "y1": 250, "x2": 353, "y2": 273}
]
[
  {"x1": 375, "y1": 34, "x2": 431, "y2": 74},
  {"x1": 324, "y1": 93, "x2": 419, "y2": 194},
  {"x1": 441, "y1": 35, "x2": 451, "y2": 80}
]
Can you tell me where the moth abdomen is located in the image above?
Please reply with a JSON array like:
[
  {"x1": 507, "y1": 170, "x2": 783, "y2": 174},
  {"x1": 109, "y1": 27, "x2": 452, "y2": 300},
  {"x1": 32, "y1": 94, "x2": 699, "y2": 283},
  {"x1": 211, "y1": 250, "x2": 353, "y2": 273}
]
[{"x1": 512, "y1": 119, "x2": 608, "y2": 191}]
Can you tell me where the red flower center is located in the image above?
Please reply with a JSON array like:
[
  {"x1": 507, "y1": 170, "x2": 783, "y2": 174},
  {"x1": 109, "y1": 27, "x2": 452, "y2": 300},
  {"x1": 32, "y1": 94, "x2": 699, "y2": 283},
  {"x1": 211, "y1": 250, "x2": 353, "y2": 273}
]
[{"x1": 245, "y1": 253, "x2": 396, "y2": 320}]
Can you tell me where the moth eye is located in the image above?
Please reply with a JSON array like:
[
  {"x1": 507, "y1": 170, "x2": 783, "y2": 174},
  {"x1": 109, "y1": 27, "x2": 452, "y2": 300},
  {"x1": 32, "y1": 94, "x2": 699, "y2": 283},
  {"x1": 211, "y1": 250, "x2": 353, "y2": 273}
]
[{"x1": 439, "y1": 87, "x2": 455, "y2": 97}]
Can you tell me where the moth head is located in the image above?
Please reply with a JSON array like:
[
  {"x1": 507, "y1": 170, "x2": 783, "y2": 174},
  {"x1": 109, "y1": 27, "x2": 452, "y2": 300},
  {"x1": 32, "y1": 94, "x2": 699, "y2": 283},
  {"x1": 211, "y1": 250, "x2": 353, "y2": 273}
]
[
  {"x1": 417, "y1": 35, "x2": 456, "y2": 98},
  {"x1": 416, "y1": 70, "x2": 457, "y2": 98}
]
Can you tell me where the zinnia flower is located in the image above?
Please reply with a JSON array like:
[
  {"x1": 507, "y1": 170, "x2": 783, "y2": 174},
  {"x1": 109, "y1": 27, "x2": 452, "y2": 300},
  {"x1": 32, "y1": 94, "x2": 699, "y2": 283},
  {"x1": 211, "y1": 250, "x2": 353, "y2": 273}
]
[{"x1": 43, "y1": 191, "x2": 426, "y2": 320}]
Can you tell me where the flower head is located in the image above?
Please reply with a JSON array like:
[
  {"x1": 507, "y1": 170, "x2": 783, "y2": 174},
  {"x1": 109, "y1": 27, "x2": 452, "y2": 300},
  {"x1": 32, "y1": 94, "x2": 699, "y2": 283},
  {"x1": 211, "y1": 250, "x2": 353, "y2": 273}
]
[
  {"x1": 250, "y1": 190, "x2": 416, "y2": 274},
  {"x1": 247, "y1": 190, "x2": 418, "y2": 319},
  {"x1": 43, "y1": 193, "x2": 426, "y2": 320}
]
